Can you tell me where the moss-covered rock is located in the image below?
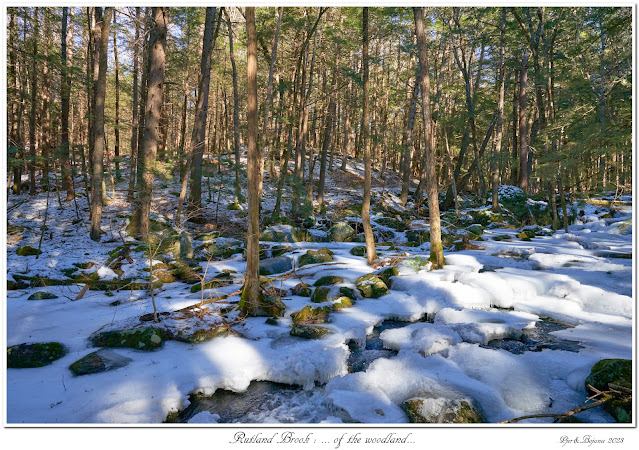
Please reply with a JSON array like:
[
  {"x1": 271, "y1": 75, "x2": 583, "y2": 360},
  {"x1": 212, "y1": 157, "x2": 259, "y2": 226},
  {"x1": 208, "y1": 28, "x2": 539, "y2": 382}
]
[
  {"x1": 356, "y1": 274, "x2": 389, "y2": 298},
  {"x1": 350, "y1": 246, "x2": 366, "y2": 257},
  {"x1": 298, "y1": 248, "x2": 334, "y2": 267},
  {"x1": 339, "y1": 286, "x2": 358, "y2": 300},
  {"x1": 328, "y1": 222, "x2": 355, "y2": 242},
  {"x1": 376, "y1": 267, "x2": 399, "y2": 287},
  {"x1": 314, "y1": 276, "x2": 343, "y2": 286},
  {"x1": 403, "y1": 395, "x2": 486, "y2": 423},
  {"x1": 154, "y1": 270, "x2": 177, "y2": 284},
  {"x1": 375, "y1": 217, "x2": 407, "y2": 231},
  {"x1": 27, "y1": 291, "x2": 58, "y2": 300},
  {"x1": 466, "y1": 224, "x2": 484, "y2": 235},
  {"x1": 227, "y1": 202, "x2": 242, "y2": 210},
  {"x1": 311, "y1": 286, "x2": 331, "y2": 303},
  {"x1": 7, "y1": 279, "x2": 29, "y2": 290},
  {"x1": 190, "y1": 272, "x2": 234, "y2": 293},
  {"x1": 90, "y1": 327, "x2": 167, "y2": 351},
  {"x1": 260, "y1": 225, "x2": 310, "y2": 243},
  {"x1": 516, "y1": 229, "x2": 536, "y2": 241},
  {"x1": 405, "y1": 230, "x2": 430, "y2": 245},
  {"x1": 292, "y1": 282, "x2": 313, "y2": 297},
  {"x1": 332, "y1": 297, "x2": 353, "y2": 310},
  {"x1": 239, "y1": 292, "x2": 286, "y2": 317},
  {"x1": 7, "y1": 342, "x2": 67, "y2": 368},
  {"x1": 290, "y1": 305, "x2": 331, "y2": 324},
  {"x1": 585, "y1": 359, "x2": 632, "y2": 423},
  {"x1": 492, "y1": 234, "x2": 512, "y2": 241},
  {"x1": 69, "y1": 349, "x2": 132, "y2": 376},
  {"x1": 170, "y1": 261, "x2": 202, "y2": 284},
  {"x1": 290, "y1": 324, "x2": 332, "y2": 339},
  {"x1": 16, "y1": 245, "x2": 42, "y2": 257},
  {"x1": 172, "y1": 324, "x2": 231, "y2": 344}
]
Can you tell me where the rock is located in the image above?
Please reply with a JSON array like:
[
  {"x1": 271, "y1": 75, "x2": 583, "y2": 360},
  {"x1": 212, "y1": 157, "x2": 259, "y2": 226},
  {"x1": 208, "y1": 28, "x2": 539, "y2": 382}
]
[
  {"x1": 270, "y1": 245, "x2": 293, "y2": 258},
  {"x1": 356, "y1": 274, "x2": 389, "y2": 298},
  {"x1": 403, "y1": 393, "x2": 486, "y2": 424},
  {"x1": 466, "y1": 224, "x2": 484, "y2": 235},
  {"x1": 375, "y1": 217, "x2": 407, "y2": 231},
  {"x1": 311, "y1": 286, "x2": 331, "y2": 303},
  {"x1": 260, "y1": 225, "x2": 309, "y2": 243},
  {"x1": 177, "y1": 231, "x2": 194, "y2": 259},
  {"x1": 516, "y1": 229, "x2": 536, "y2": 241},
  {"x1": 376, "y1": 267, "x2": 399, "y2": 287},
  {"x1": 69, "y1": 349, "x2": 132, "y2": 376},
  {"x1": 7, "y1": 279, "x2": 29, "y2": 290},
  {"x1": 173, "y1": 324, "x2": 231, "y2": 344},
  {"x1": 298, "y1": 248, "x2": 334, "y2": 267},
  {"x1": 290, "y1": 305, "x2": 331, "y2": 324},
  {"x1": 16, "y1": 245, "x2": 42, "y2": 257},
  {"x1": 314, "y1": 275, "x2": 343, "y2": 286},
  {"x1": 350, "y1": 246, "x2": 366, "y2": 257},
  {"x1": 265, "y1": 317, "x2": 279, "y2": 326},
  {"x1": 339, "y1": 286, "x2": 358, "y2": 300},
  {"x1": 292, "y1": 282, "x2": 313, "y2": 297},
  {"x1": 290, "y1": 324, "x2": 332, "y2": 339},
  {"x1": 27, "y1": 291, "x2": 58, "y2": 300},
  {"x1": 7, "y1": 342, "x2": 67, "y2": 368},
  {"x1": 169, "y1": 261, "x2": 201, "y2": 283},
  {"x1": 259, "y1": 256, "x2": 293, "y2": 275},
  {"x1": 352, "y1": 233, "x2": 367, "y2": 243},
  {"x1": 90, "y1": 327, "x2": 167, "y2": 351},
  {"x1": 328, "y1": 222, "x2": 355, "y2": 242},
  {"x1": 405, "y1": 230, "x2": 430, "y2": 244},
  {"x1": 227, "y1": 202, "x2": 242, "y2": 210},
  {"x1": 332, "y1": 297, "x2": 353, "y2": 310},
  {"x1": 585, "y1": 359, "x2": 632, "y2": 423},
  {"x1": 154, "y1": 269, "x2": 177, "y2": 284},
  {"x1": 204, "y1": 240, "x2": 243, "y2": 259}
]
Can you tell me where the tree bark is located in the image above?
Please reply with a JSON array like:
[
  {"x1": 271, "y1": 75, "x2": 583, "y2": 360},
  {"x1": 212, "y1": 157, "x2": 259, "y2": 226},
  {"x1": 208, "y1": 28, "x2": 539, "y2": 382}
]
[
  {"x1": 518, "y1": 50, "x2": 530, "y2": 193},
  {"x1": 61, "y1": 7, "x2": 75, "y2": 200},
  {"x1": 414, "y1": 6, "x2": 445, "y2": 269},
  {"x1": 113, "y1": 9, "x2": 121, "y2": 180},
  {"x1": 90, "y1": 7, "x2": 112, "y2": 241},
  {"x1": 127, "y1": 7, "x2": 141, "y2": 202},
  {"x1": 28, "y1": 8, "x2": 39, "y2": 196},
  {"x1": 361, "y1": 7, "x2": 378, "y2": 266},
  {"x1": 226, "y1": 9, "x2": 242, "y2": 205},
  {"x1": 240, "y1": 7, "x2": 261, "y2": 315},
  {"x1": 492, "y1": 8, "x2": 506, "y2": 212},
  {"x1": 131, "y1": 7, "x2": 167, "y2": 241}
]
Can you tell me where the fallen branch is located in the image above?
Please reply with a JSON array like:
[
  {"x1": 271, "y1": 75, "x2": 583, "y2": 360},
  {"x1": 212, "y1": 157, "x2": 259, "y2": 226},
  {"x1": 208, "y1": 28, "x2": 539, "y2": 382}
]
[{"x1": 176, "y1": 288, "x2": 243, "y2": 312}]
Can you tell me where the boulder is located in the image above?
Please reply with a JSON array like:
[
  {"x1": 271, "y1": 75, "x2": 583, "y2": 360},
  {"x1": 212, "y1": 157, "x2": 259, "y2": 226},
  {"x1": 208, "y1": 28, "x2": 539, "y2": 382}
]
[
  {"x1": 350, "y1": 246, "x2": 366, "y2": 257},
  {"x1": 27, "y1": 291, "x2": 58, "y2": 300},
  {"x1": 328, "y1": 222, "x2": 355, "y2": 242},
  {"x1": 16, "y1": 245, "x2": 42, "y2": 257},
  {"x1": 298, "y1": 248, "x2": 334, "y2": 267},
  {"x1": 292, "y1": 282, "x2": 313, "y2": 297},
  {"x1": 332, "y1": 297, "x2": 353, "y2": 310},
  {"x1": 290, "y1": 324, "x2": 332, "y2": 339},
  {"x1": 585, "y1": 359, "x2": 632, "y2": 423},
  {"x1": 7, "y1": 342, "x2": 67, "y2": 368},
  {"x1": 239, "y1": 292, "x2": 286, "y2": 317},
  {"x1": 311, "y1": 286, "x2": 331, "y2": 303},
  {"x1": 177, "y1": 231, "x2": 194, "y2": 259},
  {"x1": 516, "y1": 229, "x2": 536, "y2": 241},
  {"x1": 466, "y1": 224, "x2": 484, "y2": 235},
  {"x1": 403, "y1": 393, "x2": 486, "y2": 424},
  {"x1": 314, "y1": 275, "x2": 343, "y2": 286},
  {"x1": 172, "y1": 324, "x2": 231, "y2": 344},
  {"x1": 356, "y1": 274, "x2": 389, "y2": 298},
  {"x1": 375, "y1": 217, "x2": 407, "y2": 231},
  {"x1": 405, "y1": 230, "x2": 430, "y2": 245},
  {"x1": 69, "y1": 349, "x2": 132, "y2": 376},
  {"x1": 290, "y1": 305, "x2": 331, "y2": 324},
  {"x1": 260, "y1": 225, "x2": 309, "y2": 243},
  {"x1": 339, "y1": 286, "x2": 358, "y2": 300},
  {"x1": 376, "y1": 267, "x2": 399, "y2": 287},
  {"x1": 259, "y1": 256, "x2": 293, "y2": 275},
  {"x1": 90, "y1": 327, "x2": 167, "y2": 351}
]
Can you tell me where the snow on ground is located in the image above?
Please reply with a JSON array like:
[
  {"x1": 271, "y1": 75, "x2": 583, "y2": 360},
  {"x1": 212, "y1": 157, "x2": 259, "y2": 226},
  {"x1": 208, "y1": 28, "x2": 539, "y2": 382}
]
[{"x1": 5, "y1": 174, "x2": 633, "y2": 424}]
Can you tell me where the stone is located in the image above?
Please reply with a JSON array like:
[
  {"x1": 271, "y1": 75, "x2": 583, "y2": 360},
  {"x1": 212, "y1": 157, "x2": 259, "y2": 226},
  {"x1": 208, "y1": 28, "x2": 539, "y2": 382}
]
[
  {"x1": 314, "y1": 275, "x2": 343, "y2": 286},
  {"x1": 350, "y1": 246, "x2": 366, "y2": 257},
  {"x1": 328, "y1": 222, "x2": 355, "y2": 242},
  {"x1": 16, "y1": 245, "x2": 42, "y2": 257},
  {"x1": 7, "y1": 342, "x2": 67, "y2": 368},
  {"x1": 356, "y1": 274, "x2": 389, "y2": 298},
  {"x1": 376, "y1": 267, "x2": 399, "y2": 287},
  {"x1": 290, "y1": 324, "x2": 332, "y2": 339},
  {"x1": 260, "y1": 225, "x2": 309, "y2": 243},
  {"x1": 7, "y1": 279, "x2": 29, "y2": 290},
  {"x1": 290, "y1": 305, "x2": 331, "y2": 324},
  {"x1": 339, "y1": 286, "x2": 358, "y2": 300},
  {"x1": 311, "y1": 286, "x2": 331, "y2": 303},
  {"x1": 298, "y1": 248, "x2": 334, "y2": 267},
  {"x1": 259, "y1": 256, "x2": 293, "y2": 275},
  {"x1": 516, "y1": 229, "x2": 536, "y2": 241},
  {"x1": 466, "y1": 224, "x2": 484, "y2": 235},
  {"x1": 27, "y1": 291, "x2": 58, "y2": 300},
  {"x1": 69, "y1": 349, "x2": 132, "y2": 376},
  {"x1": 405, "y1": 230, "x2": 430, "y2": 244},
  {"x1": 172, "y1": 324, "x2": 231, "y2": 344},
  {"x1": 332, "y1": 297, "x2": 353, "y2": 310},
  {"x1": 239, "y1": 292, "x2": 286, "y2": 317},
  {"x1": 403, "y1": 394, "x2": 486, "y2": 424},
  {"x1": 154, "y1": 270, "x2": 177, "y2": 284},
  {"x1": 265, "y1": 317, "x2": 279, "y2": 326},
  {"x1": 90, "y1": 327, "x2": 167, "y2": 351},
  {"x1": 585, "y1": 359, "x2": 632, "y2": 423},
  {"x1": 177, "y1": 231, "x2": 194, "y2": 259},
  {"x1": 375, "y1": 217, "x2": 407, "y2": 231},
  {"x1": 292, "y1": 282, "x2": 313, "y2": 297},
  {"x1": 227, "y1": 202, "x2": 242, "y2": 210}
]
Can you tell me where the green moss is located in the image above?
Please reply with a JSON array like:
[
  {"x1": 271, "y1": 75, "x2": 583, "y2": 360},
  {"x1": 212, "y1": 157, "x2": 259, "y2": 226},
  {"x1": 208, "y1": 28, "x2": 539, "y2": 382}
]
[
  {"x1": 27, "y1": 291, "x2": 58, "y2": 300},
  {"x1": 90, "y1": 327, "x2": 167, "y2": 351},
  {"x1": 356, "y1": 274, "x2": 389, "y2": 298},
  {"x1": 339, "y1": 287, "x2": 358, "y2": 300},
  {"x1": 190, "y1": 273, "x2": 233, "y2": 293},
  {"x1": 290, "y1": 324, "x2": 332, "y2": 339},
  {"x1": 376, "y1": 267, "x2": 399, "y2": 287},
  {"x1": 7, "y1": 342, "x2": 67, "y2": 368},
  {"x1": 16, "y1": 245, "x2": 42, "y2": 256},
  {"x1": 298, "y1": 249, "x2": 334, "y2": 267},
  {"x1": 403, "y1": 397, "x2": 486, "y2": 424},
  {"x1": 292, "y1": 282, "x2": 313, "y2": 297},
  {"x1": 173, "y1": 325, "x2": 231, "y2": 344},
  {"x1": 314, "y1": 276, "x2": 344, "y2": 286},
  {"x1": 332, "y1": 297, "x2": 353, "y2": 310},
  {"x1": 239, "y1": 290, "x2": 286, "y2": 317},
  {"x1": 375, "y1": 217, "x2": 407, "y2": 231},
  {"x1": 516, "y1": 229, "x2": 537, "y2": 240},
  {"x1": 227, "y1": 202, "x2": 242, "y2": 210},
  {"x1": 350, "y1": 246, "x2": 367, "y2": 257},
  {"x1": 290, "y1": 305, "x2": 331, "y2": 324},
  {"x1": 585, "y1": 359, "x2": 632, "y2": 423},
  {"x1": 311, "y1": 286, "x2": 331, "y2": 303}
]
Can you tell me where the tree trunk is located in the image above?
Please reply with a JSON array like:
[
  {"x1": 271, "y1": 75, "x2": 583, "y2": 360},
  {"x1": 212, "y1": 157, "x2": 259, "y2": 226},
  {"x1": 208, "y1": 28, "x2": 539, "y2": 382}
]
[
  {"x1": 414, "y1": 6, "x2": 445, "y2": 269},
  {"x1": 240, "y1": 7, "x2": 261, "y2": 315},
  {"x1": 179, "y1": 7, "x2": 217, "y2": 225},
  {"x1": 400, "y1": 69, "x2": 420, "y2": 205},
  {"x1": 317, "y1": 62, "x2": 338, "y2": 208},
  {"x1": 90, "y1": 7, "x2": 112, "y2": 241},
  {"x1": 492, "y1": 8, "x2": 506, "y2": 212},
  {"x1": 127, "y1": 7, "x2": 141, "y2": 202},
  {"x1": 226, "y1": 9, "x2": 242, "y2": 205},
  {"x1": 131, "y1": 7, "x2": 167, "y2": 241},
  {"x1": 518, "y1": 50, "x2": 530, "y2": 193},
  {"x1": 60, "y1": 7, "x2": 75, "y2": 200},
  {"x1": 361, "y1": 8, "x2": 378, "y2": 266},
  {"x1": 113, "y1": 9, "x2": 121, "y2": 180},
  {"x1": 28, "y1": 8, "x2": 39, "y2": 196}
]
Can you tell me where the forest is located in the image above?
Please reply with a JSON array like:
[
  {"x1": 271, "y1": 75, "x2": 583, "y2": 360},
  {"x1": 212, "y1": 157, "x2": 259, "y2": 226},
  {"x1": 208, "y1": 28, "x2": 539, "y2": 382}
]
[{"x1": 5, "y1": 7, "x2": 633, "y2": 426}]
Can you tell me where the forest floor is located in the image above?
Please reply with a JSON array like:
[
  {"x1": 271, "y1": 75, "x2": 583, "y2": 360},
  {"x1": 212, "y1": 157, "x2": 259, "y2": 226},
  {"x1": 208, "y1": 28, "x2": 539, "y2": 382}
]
[{"x1": 5, "y1": 156, "x2": 633, "y2": 424}]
